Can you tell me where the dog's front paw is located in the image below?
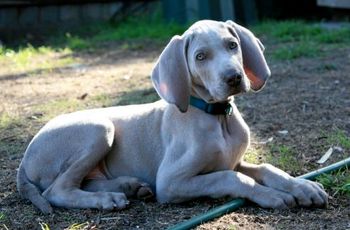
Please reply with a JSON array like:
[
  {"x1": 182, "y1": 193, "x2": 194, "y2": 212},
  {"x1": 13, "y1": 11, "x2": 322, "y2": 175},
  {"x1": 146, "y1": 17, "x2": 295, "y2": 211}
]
[
  {"x1": 252, "y1": 188, "x2": 297, "y2": 209},
  {"x1": 288, "y1": 178, "x2": 328, "y2": 207}
]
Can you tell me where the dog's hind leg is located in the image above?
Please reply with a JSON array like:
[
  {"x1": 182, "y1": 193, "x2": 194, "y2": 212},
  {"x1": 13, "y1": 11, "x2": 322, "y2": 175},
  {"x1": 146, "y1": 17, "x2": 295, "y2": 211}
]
[{"x1": 41, "y1": 119, "x2": 129, "y2": 210}]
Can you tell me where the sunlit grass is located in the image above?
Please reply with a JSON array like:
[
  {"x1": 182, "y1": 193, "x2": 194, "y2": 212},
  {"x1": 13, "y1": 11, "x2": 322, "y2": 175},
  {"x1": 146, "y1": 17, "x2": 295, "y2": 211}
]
[
  {"x1": 0, "y1": 11, "x2": 186, "y2": 76},
  {"x1": 0, "y1": 45, "x2": 76, "y2": 75},
  {"x1": 39, "y1": 222, "x2": 50, "y2": 230},
  {"x1": 245, "y1": 143, "x2": 301, "y2": 175},
  {"x1": 244, "y1": 147, "x2": 266, "y2": 164},
  {"x1": 33, "y1": 99, "x2": 86, "y2": 122}
]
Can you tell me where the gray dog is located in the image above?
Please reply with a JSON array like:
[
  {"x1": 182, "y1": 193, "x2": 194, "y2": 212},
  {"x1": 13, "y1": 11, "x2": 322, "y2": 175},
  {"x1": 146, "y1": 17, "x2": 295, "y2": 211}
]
[{"x1": 17, "y1": 20, "x2": 328, "y2": 214}]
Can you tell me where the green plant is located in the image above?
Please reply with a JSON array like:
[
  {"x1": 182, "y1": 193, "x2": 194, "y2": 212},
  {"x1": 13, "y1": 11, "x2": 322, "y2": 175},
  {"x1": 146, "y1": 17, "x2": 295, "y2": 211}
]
[
  {"x1": 0, "y1": 212, "x2": 5, "y2": 221},
  {"x1": 254, "y1": 20, "x2": 350, "y2": 44},
  {"x1": 326, "y1": 129, "x2": 350, "y2": 149},
  {"x1": 316, "y1": 168, "x2": 350, "y2": 196},
  {"x1": 65, "y1": 33, "x2": 91, "y2": 50},
  {"x1": 256, "y1": 20, "x2": 321, "y2": 41},
  {"x1": 267, "y1": 144, "x2": 301, "y2": 173},
  {"x1": 0, "y1": 44, "x2": 76, "y2": 74},
  {"x1": 48, "y1": 11, "x2": 186, "y2": 51},
  {"x1": 272, "y1": 42, "x2": 321, "y2": 60},
  {"x1": 315, "y1": 28, "x2": 350, "y2": 43},
  {"x1": 253, "y1": 20, "x2": 350, "y2": 61}
]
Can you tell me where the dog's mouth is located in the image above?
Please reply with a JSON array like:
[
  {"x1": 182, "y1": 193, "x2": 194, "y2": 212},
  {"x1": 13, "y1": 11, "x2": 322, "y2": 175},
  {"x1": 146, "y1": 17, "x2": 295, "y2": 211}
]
[{"x1": 228, "y1": 80, "x2": 250, "y2": 96}]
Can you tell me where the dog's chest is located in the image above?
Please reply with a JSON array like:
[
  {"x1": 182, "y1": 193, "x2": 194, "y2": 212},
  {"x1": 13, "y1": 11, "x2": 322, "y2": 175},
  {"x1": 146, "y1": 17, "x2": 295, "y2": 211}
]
[
  {"x1": 200, "y1": 117, "x2": 250, "y2": 173},
  {"x1": 209, "y1": 140, "x2": 247, "y2": 173}
]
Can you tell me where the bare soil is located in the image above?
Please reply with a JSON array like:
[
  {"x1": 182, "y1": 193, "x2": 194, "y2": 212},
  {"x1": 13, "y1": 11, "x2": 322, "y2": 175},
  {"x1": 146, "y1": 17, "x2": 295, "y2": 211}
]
[{"x1": 0, "y1": 38, "x2": 349, "y2": 229}]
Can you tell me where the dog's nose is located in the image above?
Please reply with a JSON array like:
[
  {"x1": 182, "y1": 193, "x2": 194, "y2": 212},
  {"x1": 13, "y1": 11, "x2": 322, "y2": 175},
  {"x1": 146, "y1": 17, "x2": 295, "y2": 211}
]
[{"x1": 226, "y1": 73, "x2": 242, "y2": 87}]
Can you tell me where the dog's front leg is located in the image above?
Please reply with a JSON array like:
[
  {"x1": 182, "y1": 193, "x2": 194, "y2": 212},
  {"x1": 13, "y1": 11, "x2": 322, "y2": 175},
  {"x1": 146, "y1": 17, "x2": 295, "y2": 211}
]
[
  {"x1": 236, "y1": 161, "x2": 328, "y2": 207},
  {"x1": 156, "y1": 168, "x2": 298, "y2": 209}
]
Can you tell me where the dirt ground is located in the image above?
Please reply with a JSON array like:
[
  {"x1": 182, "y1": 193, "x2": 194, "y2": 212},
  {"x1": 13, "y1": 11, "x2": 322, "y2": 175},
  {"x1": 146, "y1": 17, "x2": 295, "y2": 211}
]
[{"x1": 1, "y1": 32, "x2": 350, "y2": 229}]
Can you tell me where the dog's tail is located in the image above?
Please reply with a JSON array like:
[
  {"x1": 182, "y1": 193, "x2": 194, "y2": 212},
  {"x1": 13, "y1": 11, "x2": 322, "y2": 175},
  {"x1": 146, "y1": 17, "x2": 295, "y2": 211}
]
[{"x1": 17, "y1": 162, "x2": 53, "y2": 214}]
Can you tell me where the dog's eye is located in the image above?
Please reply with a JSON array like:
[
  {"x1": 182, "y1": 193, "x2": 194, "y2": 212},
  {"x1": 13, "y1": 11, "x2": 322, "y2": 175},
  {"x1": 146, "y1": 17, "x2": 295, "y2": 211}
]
[
  {"x1": 196, "y1": 53, "x2": 206, "y2": 61},
  {"x1": 228, "y1": 41, "x2": 238, "y2": 50}
]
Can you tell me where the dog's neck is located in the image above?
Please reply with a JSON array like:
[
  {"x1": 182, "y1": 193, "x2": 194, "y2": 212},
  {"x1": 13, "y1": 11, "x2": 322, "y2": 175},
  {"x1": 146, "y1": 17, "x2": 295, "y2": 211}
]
[
  {"x1": 189, "y1": 96, "x2": 233, "y2": 115},
  {"x1": 190, "y1": 82, "x2": 234, "y2": 115}
]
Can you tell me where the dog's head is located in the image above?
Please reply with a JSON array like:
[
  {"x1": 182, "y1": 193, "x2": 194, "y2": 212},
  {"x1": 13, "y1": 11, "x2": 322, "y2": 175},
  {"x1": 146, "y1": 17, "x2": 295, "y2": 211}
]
[{"x1": 151, "y1": 20, "x2": 270, "y2": 112}]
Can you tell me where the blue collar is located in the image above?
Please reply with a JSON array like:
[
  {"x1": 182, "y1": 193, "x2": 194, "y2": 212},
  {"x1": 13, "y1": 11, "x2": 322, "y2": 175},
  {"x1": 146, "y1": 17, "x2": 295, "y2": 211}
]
[{"x1": 189, "y1": 96, "x2": 233, "y2": 115}]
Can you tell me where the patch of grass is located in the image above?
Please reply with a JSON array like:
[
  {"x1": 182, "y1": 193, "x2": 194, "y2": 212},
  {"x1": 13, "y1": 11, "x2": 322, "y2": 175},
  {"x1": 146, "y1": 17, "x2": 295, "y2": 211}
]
[
  {"x1": 33, "y1": 99, "x2": 86, "y2": 122},
  {"x1": 315, "y1": 28, "x2": 350, "y2": 43},
  {"x1": 267, "y1": 144, "x2": 301, "y2": 173},
  {"x1": 0, "y1": 212, "x2": 6, "y2": 221},
  {"x1": 272, "y1": 42, "x2": 321, "y2": 60},
  {"x1": 244, "y1": 147, "x2": 265, "y2": 164},
  {"x1": 0, "y1": 112, "x2": 26, "y2": 135},
  {"x1": 0, "y1": 139, "x2": 25, "y2": 156},
  {"x1": 316, "y1": 168, "x2": 350, "y2": 196},
  {"x1": 0, "y1": 212, "x2": 10, "y2": 230},
  {"x1": 45, "y1": 10, "x2": 186, "y2": 52},
  {"x1": 254, "y1": 20, "x2": 322, "y2": 42},
  {"x1": 1, "y1": 11, "x2": 185, "y2": 73},
  {"x1": 115, "y1": 88, "x2": 159, "y2": 106},
  {"x1": 0, "y1": 44, "x2": 76, "y2": 74},
  {"x1": 92, "y1": 18, "x2": 185, "y2": 42},
  {"x1": 254, "y1": 20, "x2": 350, "y2": 44},
  {"x1": 0, "y1": 113, "x2": 28, "y2": 155},
  {"x1": 326, "y1": 129, "x2": 350, "y2": 149},
  {"x1": 0, "y1": 113, "x2": 13, "y2": 130},
  {"x1": 253, "y1": 20, "x2": 350, "y2": 60},
  {"x1": 91, "y1": 94, "x2": 115, "y2": 107},
  {"x1": 246, "y1": 143, "x2": 302, "y2": 174},
  {"x1": 65, "y1": 33, "x2": 92, "y2": 50}
]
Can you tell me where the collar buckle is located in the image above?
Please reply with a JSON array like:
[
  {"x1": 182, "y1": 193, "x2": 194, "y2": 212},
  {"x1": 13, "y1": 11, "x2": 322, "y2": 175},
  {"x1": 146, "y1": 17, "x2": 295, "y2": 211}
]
[{"x1": 225, "y1": 105, "x2": 233, "y2": 116}]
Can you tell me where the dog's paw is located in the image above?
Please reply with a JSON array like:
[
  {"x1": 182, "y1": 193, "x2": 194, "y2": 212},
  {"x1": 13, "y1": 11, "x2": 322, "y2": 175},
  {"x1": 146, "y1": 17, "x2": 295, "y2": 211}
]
[
  {"x1": 136, "y1": 183, "x2": 154, "y2": 200},
  {"x1": 117, "y1": 177, "x2": 154, "y2": 200},
  {"x1": 289, "y1": 178, "x2": 328, "y2": 208},
  {"x1": 253, "y1": 189, "x2": 297, "y2": 209},
  {"x1": 97, "y1": 192, "x2": 129, "y2": 210}
]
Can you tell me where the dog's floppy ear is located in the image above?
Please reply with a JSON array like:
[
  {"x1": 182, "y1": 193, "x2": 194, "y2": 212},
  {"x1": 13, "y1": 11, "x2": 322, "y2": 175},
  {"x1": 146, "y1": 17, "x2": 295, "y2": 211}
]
[
  {"x1": 226, "y1": 20, "x2": 271, "y2": 91},
  {"x1": 151, "y1": 35, "x2": 191, "y2": 112}
]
